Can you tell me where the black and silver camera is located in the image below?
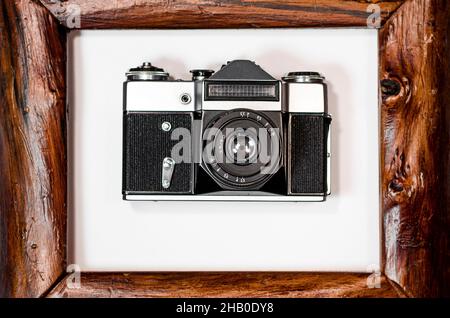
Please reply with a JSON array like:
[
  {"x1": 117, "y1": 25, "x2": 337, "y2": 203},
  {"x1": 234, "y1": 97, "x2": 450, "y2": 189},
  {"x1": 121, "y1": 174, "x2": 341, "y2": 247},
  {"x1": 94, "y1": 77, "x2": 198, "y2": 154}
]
[{"x1": 123, "y1": 60, "x2": 331, "y2": 201}]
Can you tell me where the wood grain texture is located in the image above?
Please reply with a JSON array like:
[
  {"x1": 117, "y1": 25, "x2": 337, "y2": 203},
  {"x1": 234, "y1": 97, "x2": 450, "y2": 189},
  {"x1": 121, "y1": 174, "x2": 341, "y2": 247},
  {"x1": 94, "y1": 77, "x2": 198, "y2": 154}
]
[
  {"x1": 380, "y1": 0, "x2": 450, "y2": 297},
  {"x1": 47, "y1": 272, "x2": 404, "y2": 298},
  {"x1": 0, "y1": 0, "x2": 66, "y2": 297},
  {"x1": 39, "y1": 0, "x2": 404, "y2": 29}
]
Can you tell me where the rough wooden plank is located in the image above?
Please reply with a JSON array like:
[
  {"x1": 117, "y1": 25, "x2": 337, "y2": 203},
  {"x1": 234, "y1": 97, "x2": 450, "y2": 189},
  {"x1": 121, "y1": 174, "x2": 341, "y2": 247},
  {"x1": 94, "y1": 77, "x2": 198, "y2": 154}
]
[
  {"x1": 379, "y1": 0, "x2": 450, "y2": 297},
  {"x1": 0, "y1": 0, "x2": 67, "y2": 297},
  {"x1": 47, "y1": 272, "x2": 403, "y2": 298},
  {"x1": 39, "y1": 0, "x2": 404, "y2": 29}
]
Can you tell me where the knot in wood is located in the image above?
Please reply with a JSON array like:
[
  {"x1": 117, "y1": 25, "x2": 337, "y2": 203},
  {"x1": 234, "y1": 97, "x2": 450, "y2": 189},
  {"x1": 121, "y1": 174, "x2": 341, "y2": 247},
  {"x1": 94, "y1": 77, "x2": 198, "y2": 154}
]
[
  {"x1": 389, "y1": 178, "x2": 404, "y2": 193},
  {"x1": 381, "y1": 79, "x2": 401, "y2": 98}
]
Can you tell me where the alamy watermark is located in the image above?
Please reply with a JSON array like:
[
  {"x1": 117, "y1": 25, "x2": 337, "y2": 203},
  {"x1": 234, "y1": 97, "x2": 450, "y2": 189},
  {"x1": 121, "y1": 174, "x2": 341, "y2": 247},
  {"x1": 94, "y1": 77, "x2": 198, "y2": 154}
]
[
  {"x1": 366, "y1": 4, "x2": 381, "y2": 29},
  {"x1": 66, "y1": 264, "x2": 81, "y2": 289},
  {"x1": 366, "y1": 264, "x2": 381, "y2": 289},
  {"x1": 45, "y1": 0, "x2": 81, "y2": 29},
  {"x1": 168, "y1": 119, "x2": 281, "y2": 175}
]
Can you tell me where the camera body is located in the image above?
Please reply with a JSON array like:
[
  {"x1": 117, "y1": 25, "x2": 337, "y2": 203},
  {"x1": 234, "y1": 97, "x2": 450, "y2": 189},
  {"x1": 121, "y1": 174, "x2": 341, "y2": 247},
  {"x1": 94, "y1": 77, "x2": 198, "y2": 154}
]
[{"x1": 123, "y1": 60, "x2": 331, "y2": 201}]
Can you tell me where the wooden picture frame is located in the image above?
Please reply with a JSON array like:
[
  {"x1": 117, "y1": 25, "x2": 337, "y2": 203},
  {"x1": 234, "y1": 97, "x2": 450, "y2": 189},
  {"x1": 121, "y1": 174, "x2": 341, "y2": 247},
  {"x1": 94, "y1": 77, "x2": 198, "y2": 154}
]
[{"x1": 0, "y1": 0, "x2": 448, "y2": 298}]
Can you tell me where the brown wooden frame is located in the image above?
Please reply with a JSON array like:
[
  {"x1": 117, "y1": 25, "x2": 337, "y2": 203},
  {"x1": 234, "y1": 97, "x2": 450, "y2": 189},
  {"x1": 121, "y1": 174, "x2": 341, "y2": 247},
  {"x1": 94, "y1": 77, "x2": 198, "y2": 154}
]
[{"x1": 1, "y1": 0, "x2": 448, "y2": 298}]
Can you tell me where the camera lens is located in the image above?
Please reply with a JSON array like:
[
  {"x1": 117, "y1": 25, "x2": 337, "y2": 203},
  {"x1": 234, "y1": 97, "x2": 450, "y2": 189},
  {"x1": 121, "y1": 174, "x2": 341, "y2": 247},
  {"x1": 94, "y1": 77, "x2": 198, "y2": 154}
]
[{"x1": 203, "y1": 109, "x2": 281, "y2": 190}]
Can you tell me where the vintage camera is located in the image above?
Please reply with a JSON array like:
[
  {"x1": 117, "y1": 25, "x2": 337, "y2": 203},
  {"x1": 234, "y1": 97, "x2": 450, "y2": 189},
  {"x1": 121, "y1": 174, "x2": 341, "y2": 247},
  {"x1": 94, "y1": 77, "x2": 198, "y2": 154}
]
[{"x1": 123, "y1": 60, "x2": 331, "y2": 201}]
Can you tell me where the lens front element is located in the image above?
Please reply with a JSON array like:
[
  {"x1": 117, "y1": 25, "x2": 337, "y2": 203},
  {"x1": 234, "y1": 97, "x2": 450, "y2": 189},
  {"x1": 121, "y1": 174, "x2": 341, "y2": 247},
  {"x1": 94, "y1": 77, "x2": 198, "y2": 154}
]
[{"x1": 225, "y1": 128, "x2": 258, "y2": 165}]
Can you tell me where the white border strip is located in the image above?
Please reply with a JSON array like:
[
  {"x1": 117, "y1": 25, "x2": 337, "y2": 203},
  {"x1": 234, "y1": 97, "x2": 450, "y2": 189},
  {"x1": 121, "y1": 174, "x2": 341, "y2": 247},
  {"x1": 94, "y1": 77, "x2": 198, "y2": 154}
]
[{"x1": 124, "y1": 194, "x2": 325, "y2": 202}]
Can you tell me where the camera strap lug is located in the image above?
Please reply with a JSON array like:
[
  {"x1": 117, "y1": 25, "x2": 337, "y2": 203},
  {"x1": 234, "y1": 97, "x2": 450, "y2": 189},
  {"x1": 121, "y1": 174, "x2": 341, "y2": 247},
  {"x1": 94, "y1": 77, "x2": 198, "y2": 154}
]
[{"x1": 162, "y1": 157, "x2": 176, "y2": 189}]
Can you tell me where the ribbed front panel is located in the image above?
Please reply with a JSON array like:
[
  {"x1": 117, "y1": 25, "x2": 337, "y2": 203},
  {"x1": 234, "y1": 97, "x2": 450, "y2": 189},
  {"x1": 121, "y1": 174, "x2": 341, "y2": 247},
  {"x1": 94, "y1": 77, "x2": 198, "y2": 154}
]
[
  {"x1": 289, "y1": 115, "x2": 330, "y2": 194},
  {"x1": 123, "y1": 112, "x2": 193, "y2": 193}
]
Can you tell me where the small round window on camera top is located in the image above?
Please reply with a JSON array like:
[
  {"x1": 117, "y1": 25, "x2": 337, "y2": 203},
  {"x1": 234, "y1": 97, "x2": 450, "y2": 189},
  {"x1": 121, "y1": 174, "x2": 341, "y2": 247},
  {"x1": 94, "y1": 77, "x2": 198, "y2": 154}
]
[
  {"x1": 126, "y1": 62, "x2": 170, "y2": 81},
  {"x1": 180, "y1": 93, "x2": 192, "y2": 104}
]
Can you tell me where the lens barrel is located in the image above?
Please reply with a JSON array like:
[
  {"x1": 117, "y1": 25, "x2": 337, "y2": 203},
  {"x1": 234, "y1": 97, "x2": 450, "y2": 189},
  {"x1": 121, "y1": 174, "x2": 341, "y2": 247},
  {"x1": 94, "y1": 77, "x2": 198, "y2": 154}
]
[{"x1": 202, "y1": 109, "x2": 281, "y2": 190}]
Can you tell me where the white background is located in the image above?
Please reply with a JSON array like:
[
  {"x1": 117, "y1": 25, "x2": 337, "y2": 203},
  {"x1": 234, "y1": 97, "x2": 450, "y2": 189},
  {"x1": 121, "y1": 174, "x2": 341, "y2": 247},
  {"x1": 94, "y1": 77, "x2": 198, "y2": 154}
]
[{"x1": 68, "y1": 29, "x2": 379, "y2": 271}]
